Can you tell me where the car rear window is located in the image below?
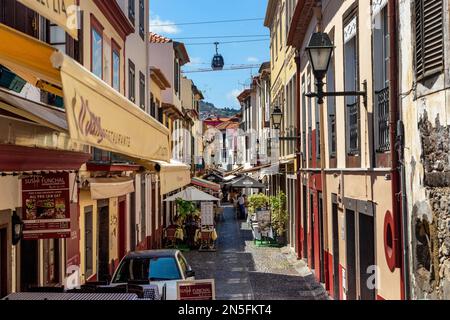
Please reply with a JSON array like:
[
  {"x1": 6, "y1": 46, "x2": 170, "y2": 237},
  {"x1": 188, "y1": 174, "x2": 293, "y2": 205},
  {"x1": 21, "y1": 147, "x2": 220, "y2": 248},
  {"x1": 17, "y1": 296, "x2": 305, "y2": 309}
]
[{"x1": 112, "y1": 257, "x2": 180, "y2": 283}]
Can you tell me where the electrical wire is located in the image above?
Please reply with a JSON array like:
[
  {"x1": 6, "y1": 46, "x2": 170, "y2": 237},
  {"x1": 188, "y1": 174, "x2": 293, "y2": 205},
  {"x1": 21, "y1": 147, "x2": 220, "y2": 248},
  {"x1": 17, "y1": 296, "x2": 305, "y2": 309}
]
[
  {"x1": 150, "y1": 18, "x2": 264, "y2": 27},
  {"x1": 172, "y1": 34, "x2": 269, "y2": 40},
  {"x1": 182, "y1": 66, "x2": 260, "y2": 73},
  {"x1": 184, "y1": 38, "x2": 269, "y2": 46}
]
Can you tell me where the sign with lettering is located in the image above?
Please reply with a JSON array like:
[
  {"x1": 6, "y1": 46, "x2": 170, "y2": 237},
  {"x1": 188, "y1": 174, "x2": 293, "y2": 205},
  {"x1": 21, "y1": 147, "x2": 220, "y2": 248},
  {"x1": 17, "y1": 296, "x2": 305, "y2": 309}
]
[
  {"x1": 18, "y1": 0, "x2": 78, "y2": 40},
  {"x1": 177, "y1": 280, "x2": 215, "y2": 300},
  {"x1": 201, "y1": 202, "x2": 214, "y2": 226},
  {"x1": 53, "y1": 52, "x2": 170, "y2": 162},
  {"x1": 22, "y1": 172, "x2": 71, "y2": 239}
]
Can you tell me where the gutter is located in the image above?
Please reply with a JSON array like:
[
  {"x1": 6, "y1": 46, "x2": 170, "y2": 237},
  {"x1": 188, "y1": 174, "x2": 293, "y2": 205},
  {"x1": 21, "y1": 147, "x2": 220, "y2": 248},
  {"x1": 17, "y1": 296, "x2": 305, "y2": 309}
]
[{"x1": 388, "y1": 0, "x2": 410, "y2": 300}]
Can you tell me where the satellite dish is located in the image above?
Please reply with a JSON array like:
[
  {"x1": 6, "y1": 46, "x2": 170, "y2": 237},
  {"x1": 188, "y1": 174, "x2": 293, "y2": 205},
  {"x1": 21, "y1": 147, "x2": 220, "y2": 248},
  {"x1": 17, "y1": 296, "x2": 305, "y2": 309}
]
[{"x1": 211, "y1": 42, "x2": 224, "y2": 70}]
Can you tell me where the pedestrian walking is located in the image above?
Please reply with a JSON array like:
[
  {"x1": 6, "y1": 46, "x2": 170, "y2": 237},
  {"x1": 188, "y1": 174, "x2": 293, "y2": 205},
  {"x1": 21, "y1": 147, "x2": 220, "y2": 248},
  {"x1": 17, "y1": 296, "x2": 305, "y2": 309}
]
[{"x1": 238, "y1": 193, "x2": 245, "y2": 220}]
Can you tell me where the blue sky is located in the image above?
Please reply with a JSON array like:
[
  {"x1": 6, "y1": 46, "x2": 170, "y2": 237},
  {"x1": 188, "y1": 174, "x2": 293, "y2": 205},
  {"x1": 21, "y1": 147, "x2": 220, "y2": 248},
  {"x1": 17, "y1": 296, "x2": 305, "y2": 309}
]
[{"x1": 150, "y1": 0, "x2": 270, "y2": 110}]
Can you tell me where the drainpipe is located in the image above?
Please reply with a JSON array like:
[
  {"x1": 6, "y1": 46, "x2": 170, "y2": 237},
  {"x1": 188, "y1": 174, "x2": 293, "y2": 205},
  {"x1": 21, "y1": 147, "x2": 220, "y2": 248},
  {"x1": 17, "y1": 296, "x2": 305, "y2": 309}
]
[
  {"x1": 388, "y1": 0, "x2": 409, "y2": 300},
  {"x1": 295, "y1": 50, "x2": 302, "y2": 259}
]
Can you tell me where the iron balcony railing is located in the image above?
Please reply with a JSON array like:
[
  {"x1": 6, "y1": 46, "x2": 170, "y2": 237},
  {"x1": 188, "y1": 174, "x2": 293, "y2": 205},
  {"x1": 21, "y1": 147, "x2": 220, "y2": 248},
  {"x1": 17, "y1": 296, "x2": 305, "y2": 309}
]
[
  {"x1": 347, "y1": 102, "x2": 359, "y2": 155},
  {"x1": 376, "y1": 86, "x2": 390, "y2": 152},
  {"x1": 329, "y1": 115, "x2": 336, "y2": 157}
]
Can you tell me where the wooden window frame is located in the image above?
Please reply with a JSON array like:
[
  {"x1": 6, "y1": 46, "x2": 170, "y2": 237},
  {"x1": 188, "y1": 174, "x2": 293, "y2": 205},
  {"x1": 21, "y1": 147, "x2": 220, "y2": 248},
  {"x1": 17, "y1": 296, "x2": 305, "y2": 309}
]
[
  {"x1": 139, "y1": 71, "x2": 145, "y2": 110},
  {"x1": 111, "y1": 39, "x2": 121, "y2": 92},
  {"x1": 90, "y1": 14, "x2": 104, "y2": 80},
  {"x1": 128, "y1": 59, "x2": 136, "y2": 103}
]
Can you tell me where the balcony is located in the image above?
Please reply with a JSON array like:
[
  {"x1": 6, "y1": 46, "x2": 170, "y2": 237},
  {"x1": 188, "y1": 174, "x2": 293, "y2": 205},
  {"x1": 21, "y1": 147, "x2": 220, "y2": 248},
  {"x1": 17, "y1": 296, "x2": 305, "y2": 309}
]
[{"x1": 376, "y1": 86, "x2": 390, "y2": 152}]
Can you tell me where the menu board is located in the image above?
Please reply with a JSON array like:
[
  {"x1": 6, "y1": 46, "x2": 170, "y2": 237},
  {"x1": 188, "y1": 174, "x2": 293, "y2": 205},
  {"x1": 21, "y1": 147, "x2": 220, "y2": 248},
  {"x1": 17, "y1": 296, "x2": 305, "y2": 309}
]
[
  {"x1": 201, "y1": 202, "x2": 214, "y2": 226},
  {"x1": 256, "y1": 210, "x2": 271, "y2": 230},
  {"x1": 177, "y1": 280, "x2": 215, "y2": 300},
  {"x1": 22, "y1": 173, "x2": 71, "y2": 239}
]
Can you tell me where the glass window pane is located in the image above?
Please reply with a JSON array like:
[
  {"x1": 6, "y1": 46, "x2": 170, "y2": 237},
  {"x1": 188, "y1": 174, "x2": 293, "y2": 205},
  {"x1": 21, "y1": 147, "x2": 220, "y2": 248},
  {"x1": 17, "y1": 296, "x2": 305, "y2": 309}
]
[
  {"x1": 92, "y1": 29, "x2": 103, "y2": 78},
  {"x1": 113, "y1": 51, "x2": 120, "y2": 91},
  {"x1": 50, "y1": 26, "x2": 66, "y2": 43}
]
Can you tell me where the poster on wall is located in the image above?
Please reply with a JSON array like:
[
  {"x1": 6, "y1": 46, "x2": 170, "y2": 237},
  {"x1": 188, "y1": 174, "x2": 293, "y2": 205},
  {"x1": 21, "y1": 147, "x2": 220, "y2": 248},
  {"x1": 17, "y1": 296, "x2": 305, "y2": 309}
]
[{"x1": 22, "y1": 173, "x2": 71, "y2": 240}]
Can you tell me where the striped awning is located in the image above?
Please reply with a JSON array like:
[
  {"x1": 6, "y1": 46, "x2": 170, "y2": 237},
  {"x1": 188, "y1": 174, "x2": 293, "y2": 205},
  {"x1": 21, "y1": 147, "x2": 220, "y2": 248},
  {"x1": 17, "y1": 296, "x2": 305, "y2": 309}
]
[{"x1": 191, "y1": 177, "x2": 220, "y2": 192}]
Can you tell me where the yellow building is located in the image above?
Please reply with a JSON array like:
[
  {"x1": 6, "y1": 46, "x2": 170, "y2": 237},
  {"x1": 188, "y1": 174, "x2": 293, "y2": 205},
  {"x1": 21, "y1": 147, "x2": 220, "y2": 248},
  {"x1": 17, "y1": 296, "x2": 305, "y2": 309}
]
[
  {"x1": 264, "y1": 0, "x2": 299, "y2": 254},
  {"x1": 287, "y1": 0, "x2": 402, "y2": 300}
]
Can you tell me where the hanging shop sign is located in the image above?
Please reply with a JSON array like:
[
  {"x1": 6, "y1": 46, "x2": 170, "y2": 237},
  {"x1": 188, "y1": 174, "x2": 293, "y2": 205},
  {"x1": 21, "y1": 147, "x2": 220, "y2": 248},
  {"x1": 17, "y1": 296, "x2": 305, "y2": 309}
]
[
  {"x1": 18, "y1": 0, "x2": 79, "y2": 40},
  {"x1": 177, "y1": 279, "x2": 215, "y2": 300},
  {"x1": 21, "y1": 172, "x2": 71, "y2": 239}
]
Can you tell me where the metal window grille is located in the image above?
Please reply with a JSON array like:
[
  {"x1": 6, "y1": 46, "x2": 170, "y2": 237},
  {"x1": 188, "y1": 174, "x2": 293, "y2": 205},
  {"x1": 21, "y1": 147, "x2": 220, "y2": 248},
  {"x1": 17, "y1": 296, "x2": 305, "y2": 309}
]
[{"x1": 376, "y1": 86, "x2": 390, "y2": 152}]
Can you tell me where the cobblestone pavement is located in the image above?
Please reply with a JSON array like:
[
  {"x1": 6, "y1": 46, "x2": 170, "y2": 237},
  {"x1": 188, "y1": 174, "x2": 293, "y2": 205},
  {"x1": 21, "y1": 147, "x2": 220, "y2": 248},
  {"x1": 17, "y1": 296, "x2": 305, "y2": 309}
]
[{"x1": 184, "y1": 205, "x2": 329, "y2": 300}]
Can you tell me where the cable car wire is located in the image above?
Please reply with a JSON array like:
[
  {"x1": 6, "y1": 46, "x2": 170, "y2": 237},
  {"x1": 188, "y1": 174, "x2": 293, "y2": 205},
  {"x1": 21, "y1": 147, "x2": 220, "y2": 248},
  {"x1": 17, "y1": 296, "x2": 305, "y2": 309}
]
[
  {"x1": 172, "y1": 34, "x2": 269, "y2": 40},
  {"x1": 150, "y1": 18, "x2": 264, "y2": 27},
  {"x1": 184, "y1": 38, "x2": 269, "y2": 46}
]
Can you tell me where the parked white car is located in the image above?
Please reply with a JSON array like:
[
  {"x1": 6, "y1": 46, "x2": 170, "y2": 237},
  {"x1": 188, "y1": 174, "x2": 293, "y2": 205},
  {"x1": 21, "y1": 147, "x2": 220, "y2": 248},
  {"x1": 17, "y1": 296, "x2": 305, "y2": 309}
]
[{"x1": 109, "y1": 250, "x2": 195, "y2": 300}]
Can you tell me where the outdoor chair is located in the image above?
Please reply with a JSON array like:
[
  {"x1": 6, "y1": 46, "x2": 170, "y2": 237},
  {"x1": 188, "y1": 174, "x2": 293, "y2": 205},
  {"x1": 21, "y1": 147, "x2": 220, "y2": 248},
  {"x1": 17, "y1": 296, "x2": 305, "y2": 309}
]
[{"x1": 164, "y1": 226, "x2": 178, "y2": 248}]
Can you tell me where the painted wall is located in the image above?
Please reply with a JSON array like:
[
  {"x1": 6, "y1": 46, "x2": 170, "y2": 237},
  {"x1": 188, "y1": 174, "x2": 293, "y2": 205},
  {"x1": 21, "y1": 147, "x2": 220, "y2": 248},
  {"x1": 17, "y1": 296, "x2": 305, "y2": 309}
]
[
  {"x1": 80, "y1": 1, "x2": 126, "y2": 95},
  {"x1": 399, "y1": 0, "x2": 450, "y2": 300}
]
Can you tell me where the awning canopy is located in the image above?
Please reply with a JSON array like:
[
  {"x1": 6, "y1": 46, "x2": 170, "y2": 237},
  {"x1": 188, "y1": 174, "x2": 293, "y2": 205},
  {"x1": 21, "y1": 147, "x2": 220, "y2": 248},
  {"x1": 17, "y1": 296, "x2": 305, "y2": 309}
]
[
  {"x1": 201, "y1": 172, "x2": 224, "y2": 184},
  {"x1": 88, "y1": 177, "x2": 135, "y2": 200},
  {"x1": 191, "y1": 177, "x2": 221, "y2": 192},
  {"x1": 164, "y1": 187, "x2": 219, "y2": 202},
  {"x1": 0, "y1": 88, "x2": 67, "y2": 131},
  {"x1": 0, "y1": 23, "x2": 170, "y2": 163},
  {"x1": 153, "y1": 160, "x2": 191, "y2": 195},
  {"x1": 229, "y1": 175, "x2": 266, "y2": 189}
]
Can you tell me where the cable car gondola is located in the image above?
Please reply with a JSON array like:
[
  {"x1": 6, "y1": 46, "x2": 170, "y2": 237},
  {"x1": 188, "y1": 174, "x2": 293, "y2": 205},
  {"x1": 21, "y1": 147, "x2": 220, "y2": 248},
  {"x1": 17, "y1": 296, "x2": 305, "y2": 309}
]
[{"x1": 211, "y1": 42, "x2": 224, "y2": 70}]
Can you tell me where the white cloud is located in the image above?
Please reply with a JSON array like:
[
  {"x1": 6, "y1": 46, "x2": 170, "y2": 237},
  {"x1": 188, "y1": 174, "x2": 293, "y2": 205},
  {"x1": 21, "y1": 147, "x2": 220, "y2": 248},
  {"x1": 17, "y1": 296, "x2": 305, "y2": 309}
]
[
  {"x1": 227, "y1": 89, "x2": 242, "y2": 101},
  {"x1": 247, "y1": 56, "x2": 259, "y2": 63},
  {"x1": 186, "y1": 57, "x2": 203, "y2": 66},
  {"x1": 149, "y1": 15, "x2": 180, "y2": 34}
]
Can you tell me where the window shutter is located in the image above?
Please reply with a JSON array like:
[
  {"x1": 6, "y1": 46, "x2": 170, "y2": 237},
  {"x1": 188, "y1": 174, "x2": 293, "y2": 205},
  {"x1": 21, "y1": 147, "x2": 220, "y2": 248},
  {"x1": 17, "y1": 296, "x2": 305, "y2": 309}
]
[{"x1": 415, "y1": 0, "x2": 444, "y2": 80}]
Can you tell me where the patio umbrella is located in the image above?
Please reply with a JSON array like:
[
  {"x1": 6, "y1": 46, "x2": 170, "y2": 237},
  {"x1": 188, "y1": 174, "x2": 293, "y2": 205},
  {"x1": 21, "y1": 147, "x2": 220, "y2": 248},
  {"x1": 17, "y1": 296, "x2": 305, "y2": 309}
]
[
  {"x1": 229, "y1": 175, "x2": 266, "y2": 189},
  {"x1": 164, "y1": 187, "x2": 220, "y2": 202}
]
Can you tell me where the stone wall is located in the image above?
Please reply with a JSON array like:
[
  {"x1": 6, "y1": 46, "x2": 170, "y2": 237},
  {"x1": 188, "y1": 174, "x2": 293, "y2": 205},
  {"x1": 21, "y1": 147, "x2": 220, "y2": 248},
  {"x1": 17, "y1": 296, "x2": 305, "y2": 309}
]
[{"x1": 413, "y1": 111, "x2": 450, "y2": 299}]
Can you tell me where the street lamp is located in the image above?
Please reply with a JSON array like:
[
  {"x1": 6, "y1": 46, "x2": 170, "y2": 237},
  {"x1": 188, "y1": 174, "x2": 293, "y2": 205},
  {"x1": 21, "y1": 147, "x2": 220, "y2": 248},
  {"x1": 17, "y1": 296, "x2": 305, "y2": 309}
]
[
  {"x1": 306, "y1": 32, "x2": 334, "y2": 88},
  {"x1": 11, "y1": 211, "x2": 23, "y2": 245},
  {"x1": 271, "y1": 106, "x2": 283, "y2": 130},
  {"x1": 305, "y1": 32, "x2": 367, "y2": 105}
]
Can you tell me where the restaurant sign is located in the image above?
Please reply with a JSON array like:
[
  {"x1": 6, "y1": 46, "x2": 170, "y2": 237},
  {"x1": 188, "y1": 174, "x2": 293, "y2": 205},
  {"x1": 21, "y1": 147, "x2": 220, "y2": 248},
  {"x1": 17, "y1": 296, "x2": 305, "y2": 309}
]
[
  {"x1": 52, "y1": 52, "x2": 170, "y2": 162},
  {"x1": 22, "y1": 172, "x2": 71, "y2": 239},
  {"x1": 177, "y1": 280, "x2": 215, "y2": 300},
  {"x1": 18, "y1": 0, "x2": 78, "y2": 40}
]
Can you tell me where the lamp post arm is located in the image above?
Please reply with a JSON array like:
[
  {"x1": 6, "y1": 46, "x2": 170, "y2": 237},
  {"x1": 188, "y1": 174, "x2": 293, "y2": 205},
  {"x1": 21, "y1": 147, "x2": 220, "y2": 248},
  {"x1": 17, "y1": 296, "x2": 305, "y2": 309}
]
[{"x1": 306, "y1": 80, "x2": 368, "y2": 106}]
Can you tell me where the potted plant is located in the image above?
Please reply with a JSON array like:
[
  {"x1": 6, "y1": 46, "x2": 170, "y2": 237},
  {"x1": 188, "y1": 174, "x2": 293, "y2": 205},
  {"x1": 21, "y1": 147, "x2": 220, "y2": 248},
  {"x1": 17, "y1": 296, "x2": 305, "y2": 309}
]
[
  {"x1": 175, "y1": 198, "x2": 196, "y2": 223},
  {"x1": 248, "y1": 193, "x2": 270, "y2": 215},
  {"x1": 270, "y1": 192, "x2": 288, "y2": 245}
]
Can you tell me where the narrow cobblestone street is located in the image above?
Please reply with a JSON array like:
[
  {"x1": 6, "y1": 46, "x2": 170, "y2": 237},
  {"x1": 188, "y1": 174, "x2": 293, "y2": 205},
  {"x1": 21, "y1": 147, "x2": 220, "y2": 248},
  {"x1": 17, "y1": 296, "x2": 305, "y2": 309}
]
[{"x1": 184, "y1": 206, "x2": 329, "y2": 300}]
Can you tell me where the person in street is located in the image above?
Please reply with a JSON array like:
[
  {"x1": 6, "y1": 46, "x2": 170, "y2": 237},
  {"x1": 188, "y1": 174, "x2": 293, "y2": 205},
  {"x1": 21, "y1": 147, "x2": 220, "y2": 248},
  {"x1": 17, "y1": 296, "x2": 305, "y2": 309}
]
[
  {"x1": 238, "y1": 193, "x2": 245, "y2": 220},
  {"x1": 243, "y1": 194, "x2": 249, "y2": 219}
]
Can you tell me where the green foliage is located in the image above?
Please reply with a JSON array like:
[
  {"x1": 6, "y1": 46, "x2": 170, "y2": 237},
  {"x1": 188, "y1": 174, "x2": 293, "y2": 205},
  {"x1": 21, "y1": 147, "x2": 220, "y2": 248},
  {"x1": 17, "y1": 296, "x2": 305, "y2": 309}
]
[
  {"x1": 248, "y1": 193, "x2": 270, "y2": 214},
  {"x1": 270, "y1": 192, "x2": 288, "y2": 235},
  {"x1": 175, "y1": 199, "x2": 196, "y2": 223}
]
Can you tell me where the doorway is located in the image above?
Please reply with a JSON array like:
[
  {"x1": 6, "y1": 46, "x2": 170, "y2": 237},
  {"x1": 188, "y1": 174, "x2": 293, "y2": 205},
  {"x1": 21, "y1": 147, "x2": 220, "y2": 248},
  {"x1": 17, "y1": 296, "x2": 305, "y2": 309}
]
[
  {"x1": 310, "y1": 192, "x2": 315, "y2": 270},
  {"x1": 318, "y1": 192, "x2": 325, "y2": 283},
  {"x1": 302, "y1": 185, "x2": 308, "y2": 260},
  {"x1": 118, "y1": 198, "x2": 126, "y2": 260},
  {"x1": 20, "y1": 240, "x2": 38, "y2": 291},
  {"x1": 97, "y1": 201, "x2": 110, "y2": 282},
  {"x1": 359, "y1": 212, "x2": 375, "y2": 300},
  {"x1": 129, "y1": 192, "x2": 136, "y2": 251},
  {"x1": 0, "y1": 227, "x2": 7, "y2": 297},
  {"x1": 345, "y1": 209, "x2": 357, "y2": 300},
  {"x1": 332, "y1": 201, "x2": 340, "y2": 299}
]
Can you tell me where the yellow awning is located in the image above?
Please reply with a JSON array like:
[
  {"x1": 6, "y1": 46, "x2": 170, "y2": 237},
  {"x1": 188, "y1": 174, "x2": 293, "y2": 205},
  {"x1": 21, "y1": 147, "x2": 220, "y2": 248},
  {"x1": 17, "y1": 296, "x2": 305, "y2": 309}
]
[
  {"x1": 152, "y1": 160, "x2": 191, "y2": 195},
  {"x1": 88, "y1": 177, "x2": 135, "y2": 200},
  {"x1": 0, "y1": 23, "x2": 170, "y2": 163},
  {"x1": 0, "y1": 23, "x2": 61, "y2": 86}
]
